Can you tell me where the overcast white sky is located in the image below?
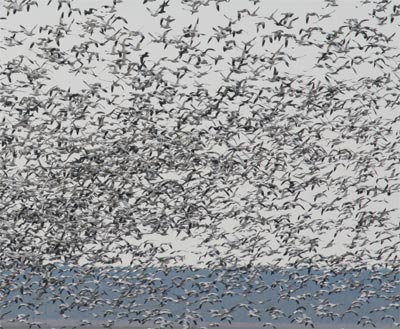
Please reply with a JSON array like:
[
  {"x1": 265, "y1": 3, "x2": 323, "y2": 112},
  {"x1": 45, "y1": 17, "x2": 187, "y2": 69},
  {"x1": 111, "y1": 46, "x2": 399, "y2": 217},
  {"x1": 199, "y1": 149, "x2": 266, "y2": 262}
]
[{"x1": 1, "y1": 0, "x2": 399, "y2": 268}]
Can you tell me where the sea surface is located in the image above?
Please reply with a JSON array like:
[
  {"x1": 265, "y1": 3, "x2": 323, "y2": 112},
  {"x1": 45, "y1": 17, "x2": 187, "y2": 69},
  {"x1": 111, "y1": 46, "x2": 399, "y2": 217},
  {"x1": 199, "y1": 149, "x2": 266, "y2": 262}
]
[{"x1": 0, "y1": 322, "x2": 397, "y2": 329}]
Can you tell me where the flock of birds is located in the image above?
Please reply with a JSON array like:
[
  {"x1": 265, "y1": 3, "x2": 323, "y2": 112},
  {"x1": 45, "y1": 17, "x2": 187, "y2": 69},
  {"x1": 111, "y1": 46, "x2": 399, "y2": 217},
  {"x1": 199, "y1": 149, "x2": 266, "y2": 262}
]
[{"x1": 0, "y1": 0, "x2": 400, "y2": 328}]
